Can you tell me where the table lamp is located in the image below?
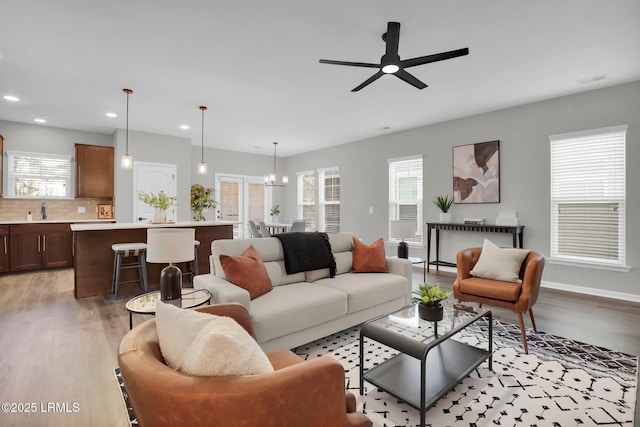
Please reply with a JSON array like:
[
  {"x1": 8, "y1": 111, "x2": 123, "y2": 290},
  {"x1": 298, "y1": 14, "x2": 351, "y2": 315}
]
[
  {"x1": 390, "y1": 220, "x2": 416, "y2": 259},
  {"x1": 146, "y1": 228, "x2": 195, "y2": 303}
]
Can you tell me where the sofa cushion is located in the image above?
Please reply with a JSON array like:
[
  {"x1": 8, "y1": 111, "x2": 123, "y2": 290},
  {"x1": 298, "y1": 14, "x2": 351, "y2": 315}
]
[
  {"x1": 249, "y1": 283, "x2": 348, "y2": 343},
  {"x1": 316, "y1": 272, "x2": 407, "y2": 313},
  {"x1": 471, "y1": 239, "x2": 530, "y2": 283},
  {"x1": 213, "y1": 237, "x2": 305, "y2": 286},
  {"x1": 352, "y1": 237, "x2": 388, "y2": 273},
  {"x1": 155, "y1": 301, "x2": 274, "y2": 376},
  {"x1": 219, "y1": 245, "x2": 273, "y2": 299},
  {"x1": 458, "y1": 277, "x2": 522, "y2": 302}
]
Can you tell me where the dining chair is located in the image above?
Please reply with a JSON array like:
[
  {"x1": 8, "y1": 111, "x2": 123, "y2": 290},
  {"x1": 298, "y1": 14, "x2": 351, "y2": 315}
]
[
  {"x1": 248, "y1": 221, "x2": 262, "y2": 238},
  {"x1": 257, "y1": 221, "x2": 272, "y2": 237},
  {"x1": 289, "y1": 220, "x2": 306, "y2": 232}
]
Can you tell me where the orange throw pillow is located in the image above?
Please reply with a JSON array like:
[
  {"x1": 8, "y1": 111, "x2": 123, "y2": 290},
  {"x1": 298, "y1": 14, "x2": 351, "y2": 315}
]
[
  {"x1": 352, "y1": 237, "x2": 388, "y2": 273},
  {"x1": 219, "y1": 245, "x2": 273, "y2": 299}
]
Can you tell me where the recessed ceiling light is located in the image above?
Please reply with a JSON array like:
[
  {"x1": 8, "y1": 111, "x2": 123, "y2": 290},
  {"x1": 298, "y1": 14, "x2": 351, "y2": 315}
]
[
  {"x1": 105, "y1": 112, "x2": 117, "y2": 118},
  {"x1": 180, "y1": 124, "x2": 190, "y2": 130},
  {"x1": 4, "y1": 95, "x2": 20, "y2": 102},
  {"x1": 34, "y1": 118, "x2": 47, "y2": 123}
]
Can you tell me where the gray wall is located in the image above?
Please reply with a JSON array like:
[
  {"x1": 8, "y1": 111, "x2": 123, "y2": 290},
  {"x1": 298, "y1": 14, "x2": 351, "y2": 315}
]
[
  {"x1": 0, "y1": 120, "x2": 113, "y2": 195},
  {"x1": 280, "y1": 81, "x2": 640, "y2": 299}
]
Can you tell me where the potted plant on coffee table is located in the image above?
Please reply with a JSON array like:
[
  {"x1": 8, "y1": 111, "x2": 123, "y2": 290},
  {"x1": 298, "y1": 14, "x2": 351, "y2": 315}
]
[
  {"x1": 411, "y1": 283, "x2": 452, "y2": 321},
  {"x1": 433, "y1": 194, "x2": 454, "y2": 223}
]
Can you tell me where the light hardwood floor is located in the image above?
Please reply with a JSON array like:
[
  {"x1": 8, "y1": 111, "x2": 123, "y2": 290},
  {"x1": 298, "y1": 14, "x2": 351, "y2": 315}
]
[{"x1": 0, "y1": 267, "x2": 638, "y2": 426}]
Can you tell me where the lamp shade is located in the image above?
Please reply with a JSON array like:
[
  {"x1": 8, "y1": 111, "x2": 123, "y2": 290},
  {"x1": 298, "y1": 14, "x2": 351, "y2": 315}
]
[
  {"x1": 390, "y1": 220, "x2": 416, "y2": 239},
  {"x1": 146, "y1": 228, "x2": 195, "y2": 263}
]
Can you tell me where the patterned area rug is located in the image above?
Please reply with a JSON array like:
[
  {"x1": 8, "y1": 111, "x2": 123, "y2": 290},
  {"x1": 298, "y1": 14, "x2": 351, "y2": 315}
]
[{"x1": 115, "y1": 317, "x2": 637, "y2": 427}]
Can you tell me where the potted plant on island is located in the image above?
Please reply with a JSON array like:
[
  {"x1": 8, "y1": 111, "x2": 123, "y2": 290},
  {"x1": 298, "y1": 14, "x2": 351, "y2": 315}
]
[
  {"x1": 190, "y1": 184, "x2": 217, "y2": 221},
  {"x1": 138, "y1": 190, "x2": 177, "y2": 223},
  {"x1": 433, "y1": 194, "x2": 454, "y2": 223},
  {"x1": 411, "y1": 283, "x2": 452, "y2": 321}
]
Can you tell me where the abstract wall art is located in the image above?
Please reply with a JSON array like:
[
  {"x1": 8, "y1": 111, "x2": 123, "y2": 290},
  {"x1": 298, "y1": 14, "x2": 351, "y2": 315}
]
[{"x1": 453, "y1": 140, "x2": 500, "y2": 203}]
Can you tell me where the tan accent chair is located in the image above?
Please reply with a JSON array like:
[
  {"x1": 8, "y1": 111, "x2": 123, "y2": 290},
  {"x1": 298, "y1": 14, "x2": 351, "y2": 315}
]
[
  {"x1": 453, "y1": 247, "x2": 545, "y2": 354},
  {"x1": 118, "y1": 303, "x2": 372, "y2": 427}
]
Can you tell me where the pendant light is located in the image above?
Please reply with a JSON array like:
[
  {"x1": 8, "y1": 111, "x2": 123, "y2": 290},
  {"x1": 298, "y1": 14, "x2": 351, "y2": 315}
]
[
  {"x1": 197, "y1": 106, "x2": 208, "y2": 175},
  {"x1": 120, "y1": 88, "x2": 133, "y2": 169},
  {"x1": 264, "y1": 142, "x2": 288, "y2": 187}
]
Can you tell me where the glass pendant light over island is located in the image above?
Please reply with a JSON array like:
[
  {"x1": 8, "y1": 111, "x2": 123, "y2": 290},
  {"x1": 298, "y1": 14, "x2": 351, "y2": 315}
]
[
  {"x1": 120, "y1": 88, "x2": 134, "y2": 169},
  {"x1": 197, "y1": 105, "x2": 208, "y2": 175}
]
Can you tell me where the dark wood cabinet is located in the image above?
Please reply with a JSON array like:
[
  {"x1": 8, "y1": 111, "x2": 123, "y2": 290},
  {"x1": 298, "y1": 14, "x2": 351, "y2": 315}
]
[
  {"x1": 75, "y1": 144, "x2": 114, "y2": 198},
  {"x1": 9, "y1": 223, "x2": 73, "y2": 272},
  {"x1": 0, "y1": 135, "x2": 4, "y2": 197},
  {"x1": 0, "y1": 227, "x2": 9, "y2": 273}
]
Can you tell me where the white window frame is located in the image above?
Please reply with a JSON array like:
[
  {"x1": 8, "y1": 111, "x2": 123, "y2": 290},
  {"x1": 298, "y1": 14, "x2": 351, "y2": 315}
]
[
  {"x1": 7, "y1": 150, "x2": 72, "y2": 198},
  {"x1": 388, "y1": 155, "x2": 423, "y2": 246},
  {"x1": 318, "y1": 167, "x2": 340, "y2": 233},
  {"x1": 549, "y1": 125, "x2": 628, "y2": 271},
  {"x1": 297, "y1": 170, "x2": 316, "y2": 231}
]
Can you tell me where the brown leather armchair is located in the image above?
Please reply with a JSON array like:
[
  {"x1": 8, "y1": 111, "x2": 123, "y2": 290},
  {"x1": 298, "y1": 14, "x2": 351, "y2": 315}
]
[
  {"x1": 118, "y1": 303, "x2": 371, "y2": 427},
  {"x1": 453, "y1": 247, "x2": 545, "y2": 354}
]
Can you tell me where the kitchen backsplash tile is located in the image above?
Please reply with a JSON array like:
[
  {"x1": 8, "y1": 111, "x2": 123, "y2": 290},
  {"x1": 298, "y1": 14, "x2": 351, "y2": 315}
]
[{"x1": 0, "y1": 198, "x2": 113, "y2": 221}]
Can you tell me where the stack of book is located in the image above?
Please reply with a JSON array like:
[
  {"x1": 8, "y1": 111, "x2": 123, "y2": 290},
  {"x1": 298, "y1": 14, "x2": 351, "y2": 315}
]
[{"x1": 463, "y1": 218, "x2": 485, "y2": 225}]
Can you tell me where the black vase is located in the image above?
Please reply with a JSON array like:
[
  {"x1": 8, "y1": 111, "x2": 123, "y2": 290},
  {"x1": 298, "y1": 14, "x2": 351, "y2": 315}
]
[{"x1": 418, "y1": 303, "x2": 443, "y2": 322}]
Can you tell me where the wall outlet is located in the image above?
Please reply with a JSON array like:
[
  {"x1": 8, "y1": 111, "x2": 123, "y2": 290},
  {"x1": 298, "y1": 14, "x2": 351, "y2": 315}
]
[{"x1": 77, "y1": 206, "x2": 86, "y2": 213}]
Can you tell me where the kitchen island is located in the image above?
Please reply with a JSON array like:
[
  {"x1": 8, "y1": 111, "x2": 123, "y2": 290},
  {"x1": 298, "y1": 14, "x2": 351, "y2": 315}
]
[{"x1": 71, "y1": 221, "x2": 233, "y2": 298}]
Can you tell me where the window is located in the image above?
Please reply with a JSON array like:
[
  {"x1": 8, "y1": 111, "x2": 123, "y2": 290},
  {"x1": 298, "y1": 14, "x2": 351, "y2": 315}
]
[
  {"x1": 319, "y1": 168, "x2": 340, "y2": 233},
  {"x1": 7, "y1": 151, "x2": 72, "y2": 198},
  {"x1": 389, "y1": 156, "x2": 423, "y2": 245},
  {"x1": 549, "y1": 125, "x2": 627, "y2": 269},
  {"x1": 297, "y1": 171, "x2": 316, "y2": 231}
]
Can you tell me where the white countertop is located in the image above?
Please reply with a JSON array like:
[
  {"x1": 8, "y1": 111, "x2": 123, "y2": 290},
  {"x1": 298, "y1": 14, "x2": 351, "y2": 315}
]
[
  {"x1": 70, "y1": 220, "x2": 236, "y2": 231},
  {"x1": 1, "y1": 219, "x2": 115, "y2": 225}
]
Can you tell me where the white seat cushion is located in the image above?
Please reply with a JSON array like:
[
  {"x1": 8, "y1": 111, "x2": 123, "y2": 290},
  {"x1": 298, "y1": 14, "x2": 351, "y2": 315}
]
[
  {"x1": 316, "y1": 273, "x2": 407, "y2": 313},
  {"x1": 250, "y1": 283, "x2": 347, "y2": 344}
]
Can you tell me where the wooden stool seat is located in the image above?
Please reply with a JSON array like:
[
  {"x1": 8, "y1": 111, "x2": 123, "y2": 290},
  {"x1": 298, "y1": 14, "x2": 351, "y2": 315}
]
[{"x1": 112, "y1": 242, "x2": 149, "y2": 299}]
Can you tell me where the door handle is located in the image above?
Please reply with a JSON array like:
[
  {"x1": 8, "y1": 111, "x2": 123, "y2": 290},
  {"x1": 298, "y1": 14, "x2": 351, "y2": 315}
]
[
  {"x1": 38, "y1": 235, "x2": 41, "y2": 252},
  {"x1": 42, "y1": 235, "x2": 46, "y2": 252},
  {"x1": 3, "y1": 236, "x2": 6, "y2": 254}
]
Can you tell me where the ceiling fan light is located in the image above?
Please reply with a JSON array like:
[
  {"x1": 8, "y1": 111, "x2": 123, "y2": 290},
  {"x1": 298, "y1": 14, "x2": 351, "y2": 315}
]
[{"x1": 382, "y1": 64, "x2": 399, "y2": 74}]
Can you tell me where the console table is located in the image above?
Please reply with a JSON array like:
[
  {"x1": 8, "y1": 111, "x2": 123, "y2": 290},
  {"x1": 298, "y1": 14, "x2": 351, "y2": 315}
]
[{"x1": 426, "y1": 222, "x2": 525, "y2": 272}]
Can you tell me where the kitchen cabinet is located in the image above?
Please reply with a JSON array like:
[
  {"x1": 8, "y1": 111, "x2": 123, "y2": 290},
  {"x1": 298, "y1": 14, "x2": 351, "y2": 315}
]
[
  {"x1": 9, "y1": 223, "x2": 73, "y2": 271},
  {"x1": 0, "y1": 135, "x2": 4, "y2": 197},
  {"x1": 0, "y1": 227, "x2": 9, "y2": 273},
  {"x1": 75, "y1": 143, "x2": 114, "y2": 198}
]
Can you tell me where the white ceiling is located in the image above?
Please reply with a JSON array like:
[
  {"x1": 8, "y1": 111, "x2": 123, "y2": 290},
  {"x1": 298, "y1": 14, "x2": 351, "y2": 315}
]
[{"x1": 1, "y1": 0, "x2": 639, "y2": 157}]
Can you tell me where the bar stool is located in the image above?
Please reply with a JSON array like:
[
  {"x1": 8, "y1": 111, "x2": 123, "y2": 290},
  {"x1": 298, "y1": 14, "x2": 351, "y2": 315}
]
[
  {"x1": 181, "y1": 240, "x2": 200, "y2": 286},
  {"x1": 112, "y1": 242, "x2": 149, "y2": 299}
]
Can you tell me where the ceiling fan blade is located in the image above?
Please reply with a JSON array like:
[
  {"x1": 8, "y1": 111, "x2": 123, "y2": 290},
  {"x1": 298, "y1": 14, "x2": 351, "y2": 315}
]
[
  {"x1": 319, "y1": 59, "x2": 380, "y2": 68},
  {"x1": 351, "y1": 71, "x2": 384, "y2": 92},
  {"x1": 400, "y1": 47, "x2": 469, "y2": 69},
  {"x1": 394, "y1": 69, "x2": 427, "y2": 89},
  {"x1": 384, "y1": 22, "x2": 401, "y2": 58}
]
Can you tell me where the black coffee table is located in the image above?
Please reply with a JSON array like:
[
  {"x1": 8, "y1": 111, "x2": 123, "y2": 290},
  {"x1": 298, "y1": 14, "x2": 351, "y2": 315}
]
[{"x1": 359, "y1": 303, "x2": 492, "y2": 427}]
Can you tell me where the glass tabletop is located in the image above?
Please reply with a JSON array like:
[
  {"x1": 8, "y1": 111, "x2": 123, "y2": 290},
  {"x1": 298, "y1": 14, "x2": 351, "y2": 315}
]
[
  {"x1": 362, "y1": 302, "x2": 488, "y2": 348},
  {"x1": 125, "y1": 288, "x2": 210, "y2": 314}
]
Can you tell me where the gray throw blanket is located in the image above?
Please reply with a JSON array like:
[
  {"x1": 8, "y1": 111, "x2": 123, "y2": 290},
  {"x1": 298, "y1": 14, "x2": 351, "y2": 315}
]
[{"x1": 273, "y1": 232, "x2": 336, "y2": 277}]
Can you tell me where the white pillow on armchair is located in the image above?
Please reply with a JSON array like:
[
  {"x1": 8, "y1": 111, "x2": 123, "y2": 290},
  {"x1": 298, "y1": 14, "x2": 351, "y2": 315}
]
[{"x1": 470, "y1": 239, "x2": 530, "y2": 283}]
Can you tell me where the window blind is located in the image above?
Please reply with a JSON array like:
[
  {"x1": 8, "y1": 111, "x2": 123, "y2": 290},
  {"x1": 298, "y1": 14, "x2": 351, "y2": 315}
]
[
  {"x1": 388, "y1": 156, "x2": 423, "y2": 244},
  {"x1": 8, "y1": 151, "x2": 71, "y2": 198},
  {"x1": 550, "y1": 125, "x2": 626, "y2": 266},
  {"x1": 320, "y1": 168, "x2": 340, "y2": 233},
  {"x1": 297, "y1": 171, "x2": 316, "y2": 231}
]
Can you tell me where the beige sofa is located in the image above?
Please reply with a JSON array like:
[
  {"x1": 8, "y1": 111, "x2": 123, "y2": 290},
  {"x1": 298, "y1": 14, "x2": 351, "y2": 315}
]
[{"x1": 194, "y1": 232, "x2": 412, "y2": 351}]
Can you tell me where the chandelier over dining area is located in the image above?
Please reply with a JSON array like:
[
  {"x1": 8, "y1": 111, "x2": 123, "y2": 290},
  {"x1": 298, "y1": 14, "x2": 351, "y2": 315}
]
[{"x1": 264, "y1": 141, "x2": 288, "y2": 187}]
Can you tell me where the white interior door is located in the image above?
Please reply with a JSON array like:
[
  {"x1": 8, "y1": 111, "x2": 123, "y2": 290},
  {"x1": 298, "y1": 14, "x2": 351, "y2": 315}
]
[{"x1": 133, "y1": 162, "x2": 177, "y2": 223}]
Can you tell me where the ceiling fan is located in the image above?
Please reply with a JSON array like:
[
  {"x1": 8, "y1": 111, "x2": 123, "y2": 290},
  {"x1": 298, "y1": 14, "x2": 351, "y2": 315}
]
[{"x1": 319, "y1": 21, "x2": 469, "y2": 92}]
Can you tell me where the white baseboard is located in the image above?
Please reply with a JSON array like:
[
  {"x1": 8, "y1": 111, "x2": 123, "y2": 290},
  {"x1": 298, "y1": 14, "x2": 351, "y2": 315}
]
[{"x1": 542, "y1": 280, "x2": 640, "y2": 303}]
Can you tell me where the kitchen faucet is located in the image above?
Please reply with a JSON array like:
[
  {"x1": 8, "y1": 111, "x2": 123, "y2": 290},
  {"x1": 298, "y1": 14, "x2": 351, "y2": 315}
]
[{"x1": 41, "y1": 197, "x2": 47, "y2": 220}]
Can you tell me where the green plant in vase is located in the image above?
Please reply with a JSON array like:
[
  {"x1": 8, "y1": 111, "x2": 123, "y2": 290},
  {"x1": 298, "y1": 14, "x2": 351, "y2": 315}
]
[
  {"x1": 190, "y1": 184, "x2": 217, "y2": 221},
  {"x1": 138, "y1": 190, "x2": 177, "y2": 223},
  {"x1": 270, "y1": 202, "x2": 280, "y2": 222},
  {"x1": 432, "y1": 194, "x2": 454, "y2": 223},
  {"x1": 411, "y1": 283, "x2": 452, "y2": 321}
]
